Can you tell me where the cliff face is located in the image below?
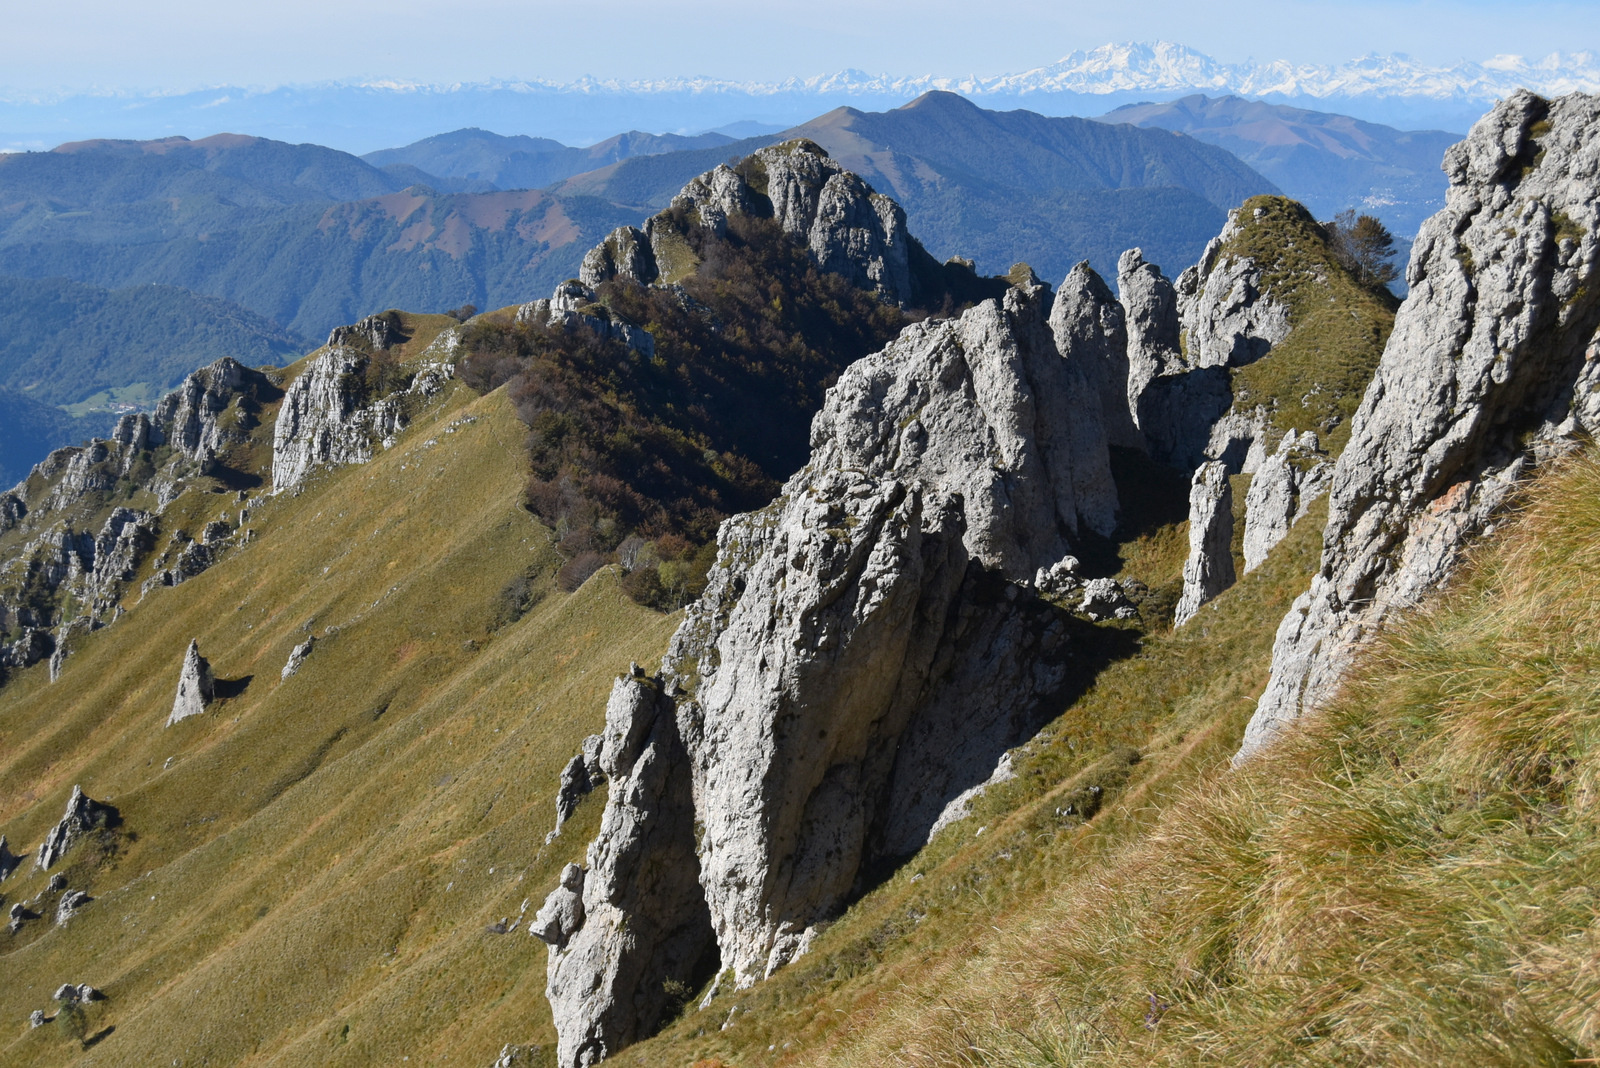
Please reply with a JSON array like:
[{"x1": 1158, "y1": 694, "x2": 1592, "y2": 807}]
[
  {"x1": 538, "y1": 280, "x2": 1108, "y2": 1066},
  {"x1": 1240, "y1": 90, "x2": 1600, "y2": 760}
]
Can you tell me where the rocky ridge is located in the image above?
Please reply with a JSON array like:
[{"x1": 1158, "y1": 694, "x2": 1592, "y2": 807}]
[
  {"x1": 1240, "y1": 90, "x2": 1600, "y2": 760},
  {"x1": 0, "y1": 313, "x2": 455, "y2": 686},
  {"x1": 525, "y1": 137, "x2": 1403, "y2": 1066}
]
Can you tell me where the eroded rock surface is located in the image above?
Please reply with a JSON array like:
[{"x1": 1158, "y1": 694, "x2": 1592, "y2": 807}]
[
  {"x1": 35, "y1": 786, "x2": 117, "y2": 871},
  {"x1": 540, "y1": 282, "x2": 1107, "y2": 1064},
  {"x1": 168, "y1": 640, "x2": 215, "y2": 726},
  {"x1": 1239, "y1": 90, "x2": 1600, "y2": 760},
  {"x1": 1242, "y1": 431, "x2": 1330, "y2": 572},
  {"x1": 1175, "y1": 461, "x2": 1237, "y2": 626},
  {"x1": 271, "y1": 344, "x2": 451, "y2": 492}
]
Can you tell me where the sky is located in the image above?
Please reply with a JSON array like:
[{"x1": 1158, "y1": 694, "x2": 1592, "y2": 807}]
[{"x1": 3, "y1": 0, "x2": 1596, "y2": 92}]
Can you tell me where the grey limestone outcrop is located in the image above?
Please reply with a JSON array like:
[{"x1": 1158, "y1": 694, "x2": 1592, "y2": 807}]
[
  {"x1": 35, "y1": 786, "x2": 116, "y2": 871},
  {"x1": 516, "y1": 281, "x2": 656, "y2": 358},
  {"x1": 579, "y1": 226, "x2": 657, "y2": 289},
  {"x1": 1241, "y1": 431, "x2": 1331, "y2": 573},
  {"x1": 1174, "y1": 462, "x2": 1237, "y2": 626},
  {"x1": 1050, "y1": 262, "x2": 1139, "y2": 448},
  {"x1": 55, "y1": 888, "x2": 90, "y2": 926},
  {"x1": 0, "y1": 834, "x2": 19, "y2": 881},
  {"x1": 538, "y1": 279, "x2": 1108, "y2": 1065},
  {"x1": 270, "y1": 343, "x2": 451, "y2": 492},
  {"x1": 327, "y1": 311, "x2": 406, "y2": 351},
  {"x1": 1239, "y1": 90, "x2": 1600, "y2": 761},
  {"x1": 168, "y1": 640, "x2": 215, "y2": 726},
  {"x1": 280, "y1": 636, "x2": 315, "y2": 680},
  {"x1": 1119, "y1": 250, "x2": 1234, "y2": 470}
]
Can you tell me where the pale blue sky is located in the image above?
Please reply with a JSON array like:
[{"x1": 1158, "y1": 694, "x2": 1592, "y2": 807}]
[{"x1": 2, "y1": 0, "x2": 1594, "y2": 91}]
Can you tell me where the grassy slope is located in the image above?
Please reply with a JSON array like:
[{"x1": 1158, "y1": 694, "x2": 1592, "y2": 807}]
[
  {"x1": 0, "y1": 361, "x2": 678, "y2": 1065},
  {"x1": 1220, "y1": 195, "x2": 1398, "y2": 454},
  {"x1": 625, "y1": 453, "x2": 1600, "y2": 1068}
]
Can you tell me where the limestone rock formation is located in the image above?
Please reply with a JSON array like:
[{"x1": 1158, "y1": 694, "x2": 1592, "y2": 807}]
[
  {"x1": 1239, "y1": 90, "x2": 1600, "y2": 760},
  {"x1": 1119, "y1": 250, "x2": 1234, "y2": 469},
  {"x1": 281, "y1": 636, "x2": 315, "y2": 680},
  {"x1": 805, "y1": 280, "x2": 1118, "y2": 576},
  {"x1": 0, "y1": 834, "x2": 19, "y2": 881},
  {"x1": 540, "y1": 281, "x2": 1114, "y2": 1064},
  {"x1": 541, "y1": 672, "x2": 711, "y2": 1067},
  {"x1": 515, "y1": 281, "x2": 656, "y2": 358},
  {"x1": 35, "y1": 786, "x2": 117, "y2": 871},
  {"x1": 1050, "y1": 262, "x2": 1139, "y2": 448},
  {"x1": 1241, "y1": 431, "x2": 1330, "y2": 572},
  {"x1": 327, "y1": 310, "x2": 406, "y2": 351},
  {"x1": 55, "y1": 888, "x2": 90, "y2": 926},
  {"x1": 271, "y1": 344, "x2": 451, "y2": 492},
  {"x1": 579, "y1": 226, "x2": 657, "y2": 288},
  {"x1": 152, "y1": 357, "x2": 260, "y2": 466},
  {"x1": 551, "y1": 734, "x2": 605, "y2": 837},
  {"x1": 1175, "y1": 462, "x2": 1238, "y2": 625},
  {"x1": 530, "y1": 863, "x2": 587, "y2": 947},
  {"x1": 168, "y1": 640, "x2": 215, "y2": 726},
  {"x1": 1175, "y1": 223, "x2": 1292, "y2": 370}
]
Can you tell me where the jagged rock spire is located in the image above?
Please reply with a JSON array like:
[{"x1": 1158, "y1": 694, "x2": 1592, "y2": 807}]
[{"x1": 168, "y1": 639, "x2": 215, "y2": 726}]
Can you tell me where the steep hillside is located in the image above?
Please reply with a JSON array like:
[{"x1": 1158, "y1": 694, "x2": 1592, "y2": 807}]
[
  {"x1": 551, "y1": 92, "x2": 1278, "y2": 280},
  {"x1": 6, "y1": 91, "x2": 1586, "y2": 1068},
  {"x1": 1099, "y1": 94, "x2": 1462, "y2": 237},
  {"x1": 0, "y1": 314, "x2": 681, "y2": 1067},
  {"x1": 364, "y1": 128, "x2": 738, "y2": 191}
]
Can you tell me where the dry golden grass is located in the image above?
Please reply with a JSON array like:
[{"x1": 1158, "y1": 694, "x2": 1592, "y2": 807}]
[
  {"x1": 0, "y1": 370, "x2": 678, "y2": 1066},
  {"x1": 726, "y1": 452, "x2": 1600, "y2": 1068}
]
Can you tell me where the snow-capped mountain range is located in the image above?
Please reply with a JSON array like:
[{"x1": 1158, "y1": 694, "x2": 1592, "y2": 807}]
[
  {"x1": 338, "y1": 41, "x2": 1600, "y2": 103},
  {"x1": 3, "y1": 42, "x2": 1595, "y2": 152}
]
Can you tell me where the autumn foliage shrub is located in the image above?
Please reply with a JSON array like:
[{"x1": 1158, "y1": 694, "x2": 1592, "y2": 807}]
[{"x1": 457, "y1": 206, "x2": 999, "y2": 609}]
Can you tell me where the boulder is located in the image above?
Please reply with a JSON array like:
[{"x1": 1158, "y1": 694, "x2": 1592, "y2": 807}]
[
  {"x1": 1175, "y1": 462, "x2": 1237, "y2": 625},
  {"x1": 35, "y1": 786, "x2": 117, "y2": 871},
  {"x1": 29, "y1": 1010, "x2": 46, "y2": 1028},
  {"x1": 280, "y1": 636, "x2": 316, "y2": 681},
  {"x1": 168, "y1": 640, "x2": 215, "y2": 726},
  {"x1": 55, "y1": 889, "x2": 90, "y2": 926},
  {"x1": 1240, "y1": 90, "x2": 1600, "y2": 761}
]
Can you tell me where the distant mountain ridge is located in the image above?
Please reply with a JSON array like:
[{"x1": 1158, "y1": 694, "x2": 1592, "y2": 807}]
[
  {"x1": 1, "y1": 41, "x2": 1591, "y2": 151},
  {"x1": 363, "y1": 127, "x2": 737, "y2": 191},
  {"x1": 0, "y1": 135, "x2": 639, "y2": 338},
  {"x1": 551, "y1": 91, "x2": 1278, "y2": 282},
  {"x1": 1098, "y1": 94, "x2": 1462, "y2": 237}
]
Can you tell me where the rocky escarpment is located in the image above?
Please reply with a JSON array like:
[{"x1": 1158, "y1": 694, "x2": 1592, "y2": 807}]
[
  {"x1": 536, "y1": 278, "x2": 1118, "y2": 1066},
  {"x1": 1239, "y1": 90, "x2": 1600, "y2": 760},
  {"x1": 271, "y1": 329, "x2": 452, "y2": 493},
  {"x1": 0, "y1": 360, "x2": 280, "y2": 679}
]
